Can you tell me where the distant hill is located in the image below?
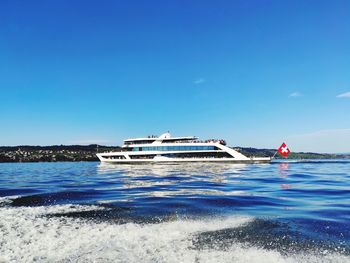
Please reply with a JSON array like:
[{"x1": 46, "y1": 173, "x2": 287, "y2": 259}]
[
  {"x1": 0, "y1": 145, "x2": 120, "y2": 152},
  {"x1": 234, "y1": 147, "x2": 350, "y2": 159},
  {"x1": 0, "y1": 145, "x2": 120, "y2": 163},
  {"x1": 0, "y1": 145, "x2": 348, "y2": 163}
]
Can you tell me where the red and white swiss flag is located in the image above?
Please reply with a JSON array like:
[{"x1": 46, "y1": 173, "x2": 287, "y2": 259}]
[{"x1": 277, "y1": 142, "x2": 291, "y2": 158}]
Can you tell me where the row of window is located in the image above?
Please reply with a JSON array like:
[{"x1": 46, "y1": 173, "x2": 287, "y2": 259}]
[
  {"x1": 132, "y1": 146, "x2": 217, "y2": 152},
  {"x1": 125, "y1": 140, "x2": 155, "y2": 145},
  {"x1": 101, "y1": 155, "x2": 126, "y2": 159},
  {"x1": 162, "y1": 152, "x2": 232, "y2": 158}
]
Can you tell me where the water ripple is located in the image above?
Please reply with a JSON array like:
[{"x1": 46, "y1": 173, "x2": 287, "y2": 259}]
[{"x1": 0, "y1": 160, "x2": 349, "y2": 262}]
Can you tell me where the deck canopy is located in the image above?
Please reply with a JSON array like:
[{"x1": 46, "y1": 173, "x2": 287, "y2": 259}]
[{"x1": 124, "y1": 133, "x2": 198, "y2": 145}]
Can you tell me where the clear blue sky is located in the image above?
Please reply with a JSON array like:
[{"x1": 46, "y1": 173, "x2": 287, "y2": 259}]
[{"x1": 1, "y1": 0, "x2": 349, "y2": 153}]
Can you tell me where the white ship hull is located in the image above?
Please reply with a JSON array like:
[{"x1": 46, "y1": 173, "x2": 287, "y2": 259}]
[{"x1": 96, "y1": 156, "x2": 271, "y2": 164}]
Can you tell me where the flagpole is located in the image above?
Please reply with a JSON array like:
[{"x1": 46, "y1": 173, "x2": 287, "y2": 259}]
[{"x1": 271, "y1": 150, "x2": 278, "y2": 160}]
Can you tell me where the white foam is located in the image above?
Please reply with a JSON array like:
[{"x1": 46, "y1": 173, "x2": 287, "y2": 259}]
[{"x1": 0, "y1": 204, "x2": 349, "y2": 263}]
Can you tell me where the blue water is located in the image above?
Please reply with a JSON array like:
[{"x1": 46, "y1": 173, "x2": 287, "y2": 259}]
[{"x1": 0, "y1": 160, "x2": 349, "y2": 262}]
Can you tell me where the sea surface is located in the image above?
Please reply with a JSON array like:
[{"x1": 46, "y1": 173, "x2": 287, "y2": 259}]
[{"x1": 0, "y1": 160, "x2": 349, "y2": 263}]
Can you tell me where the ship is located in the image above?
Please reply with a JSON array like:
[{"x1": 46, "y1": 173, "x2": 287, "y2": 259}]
[{"x1": 97, "y1": 133, "x2": 271, "y2": 164}]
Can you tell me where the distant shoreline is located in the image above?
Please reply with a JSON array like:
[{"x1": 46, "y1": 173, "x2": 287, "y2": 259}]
[{"x1": 0, "y1": 145, "x2": 349, "y2": 163}]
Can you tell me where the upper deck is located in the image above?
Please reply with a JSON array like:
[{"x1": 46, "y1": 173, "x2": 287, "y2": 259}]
[
  {"x1": 123, "y1": 133, "x2": 226, "y2": 146},
  {"x1": 124, "y1": 133, "x2": 197, "y2": 145}
]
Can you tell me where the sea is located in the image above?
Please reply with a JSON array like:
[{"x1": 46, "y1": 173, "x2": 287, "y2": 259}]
[{"x1": 0, "y1": 160, "x2": 349, "y2": 263}]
